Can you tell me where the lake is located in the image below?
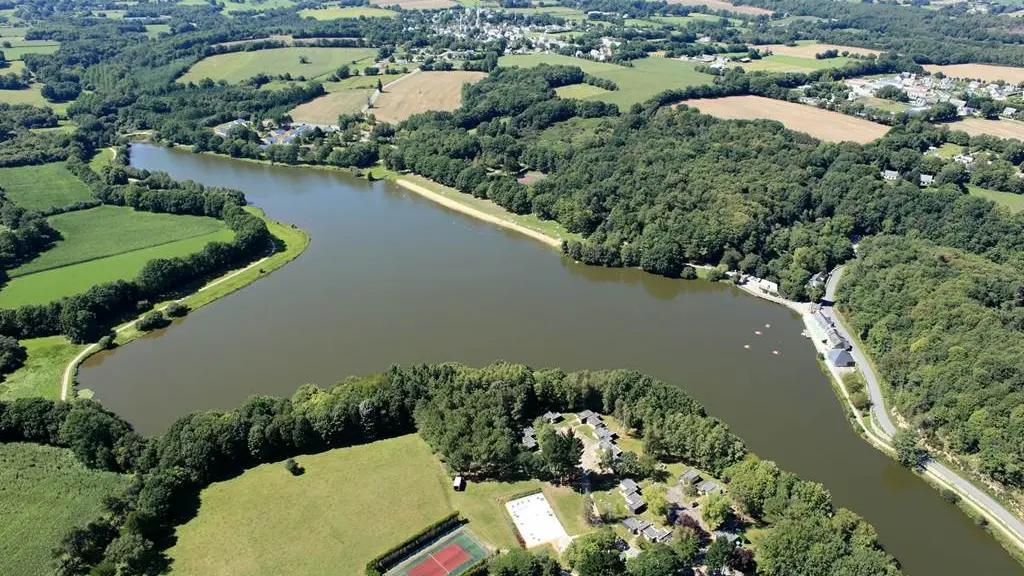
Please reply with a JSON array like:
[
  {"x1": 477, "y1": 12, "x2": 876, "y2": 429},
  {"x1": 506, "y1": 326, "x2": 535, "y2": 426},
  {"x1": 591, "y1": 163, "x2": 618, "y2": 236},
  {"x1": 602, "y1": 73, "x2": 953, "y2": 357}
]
[{"x1": 80, "y1": 144, "x2": 1023, "y2": 575}]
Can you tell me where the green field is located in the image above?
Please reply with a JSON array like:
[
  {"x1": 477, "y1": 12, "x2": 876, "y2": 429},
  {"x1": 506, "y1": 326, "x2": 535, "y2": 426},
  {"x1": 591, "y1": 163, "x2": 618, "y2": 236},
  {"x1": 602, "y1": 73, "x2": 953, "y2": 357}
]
[
  {"x1": 179, "y1": 47, "x2": 378, "y2": 84},
  {"x1": 498, "y1": 54, "x2": 713, "y2": 107},
  {"x1": 145, "y1": 24, "x2": 170, "y2": 38},
  {"x1": 0, "y1": 39, "x2": 60, "y2": 60},
  {"x1": 0, "y1": 86, "x2": 68, "y2": 114},
  {"x1": 855, "y1": 96, "x2": 912, "y2": 113},
  {"x1": 0, "y1": 336, "x2": 81, "y2": 400},
  {"x1": 299, "y1": 6, "x2": 397, "y2": 18},
  {"x1": 89, "y1": 148, "x2": 114, "y2": 172},
  {"x1": 0, "y1": 163, "x2": 94, "y2": 212},
  {"x1": 0, "y1": 443, "x2": 130, "y2": 576},
  {"x1": 742, "y1": 54, "x2": 852, "y2": 73},
  {"x1": 653, "y1": 13, "x2": 743, "y2": 26},
  {"x1": 168, "y1": 434, "x2": 583, "y2": 575},
  {"x1": 504, "y1": 5, "x2": 587, "y2": 19},
  {"x1": 967, "y1": 184, "x2": 1024, "y2": 213},
  {"x1": 0, "y1": 27, "x2": 29, "y2": 37},
  {"x1": 555, "y1": 83, "x2": 613, "y2": 99}
]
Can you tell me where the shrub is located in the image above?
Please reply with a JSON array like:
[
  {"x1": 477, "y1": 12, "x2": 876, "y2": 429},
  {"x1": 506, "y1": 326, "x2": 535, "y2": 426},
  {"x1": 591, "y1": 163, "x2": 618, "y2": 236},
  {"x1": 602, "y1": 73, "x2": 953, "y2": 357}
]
[
  {"x1": 97, "y1": 333, "x2": 116, "y2": 350},
  {"x1": 284, "y1": 458, "x2": 304, "y2": 476},
  {"x1": 939, "y1": 488, "x2": 960, "y2": 504},
  {"x1": 164, "y1": 302, "x2": 189, "y2": 318},
  {"x1": 135, "y1": 311, "x2": 168, "y2": 332},
  {"x1": 680, "y1": 265, "x2": 698, "y2": 280},
  {"x1": 707, "y1": 269, "x2": 727, "y2": 282}
]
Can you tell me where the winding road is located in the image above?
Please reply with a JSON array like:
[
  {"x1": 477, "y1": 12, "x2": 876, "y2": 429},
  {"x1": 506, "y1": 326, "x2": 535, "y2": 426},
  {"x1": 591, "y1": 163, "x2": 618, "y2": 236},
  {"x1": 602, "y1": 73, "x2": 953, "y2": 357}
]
[{"x1": 823, "y1": 266, "x2": 1024, "y2": 552}]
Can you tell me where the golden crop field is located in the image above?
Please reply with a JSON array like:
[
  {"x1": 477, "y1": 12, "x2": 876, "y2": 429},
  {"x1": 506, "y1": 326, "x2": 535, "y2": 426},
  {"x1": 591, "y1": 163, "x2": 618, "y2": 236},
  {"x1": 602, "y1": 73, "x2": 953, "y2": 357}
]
[
  {"x1": 371, "y1": 71, "x2": 487, "y2": 124},
  {"x1": 665, "y1": 0, "x2": 773, "y2": 16},
  {"x1": 923, "y1": 63, "x2": 1024, "y2": 84},
  {"x1": 947, "y1": 117, "x2": 1024, "y2": 140},
  {"x1": 369, "y1": 0, "x2": 455, "y2": 8},
  {"x1": 755, "y1": 42, "x2": 881, "y2": 58},
  {"x1": 682, "y1": 96, "x2": 890, "y2": 143}
]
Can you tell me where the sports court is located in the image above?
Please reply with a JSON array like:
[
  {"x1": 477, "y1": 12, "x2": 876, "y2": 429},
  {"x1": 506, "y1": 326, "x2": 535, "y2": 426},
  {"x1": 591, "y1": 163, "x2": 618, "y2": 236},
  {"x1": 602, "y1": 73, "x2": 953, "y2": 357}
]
[
  {"x1": 386, "y1": 528, "x2": 489, "y2": 576},
  {"x1": 505, "y1": 492, "x2": 571, "y2": 550}
]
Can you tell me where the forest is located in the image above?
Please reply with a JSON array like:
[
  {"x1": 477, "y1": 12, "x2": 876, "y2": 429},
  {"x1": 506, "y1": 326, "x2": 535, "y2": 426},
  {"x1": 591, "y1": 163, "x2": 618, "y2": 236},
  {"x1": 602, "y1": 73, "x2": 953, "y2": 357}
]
[{"x1": 0, "y1": 363, "x2": 900, "y2": 576}]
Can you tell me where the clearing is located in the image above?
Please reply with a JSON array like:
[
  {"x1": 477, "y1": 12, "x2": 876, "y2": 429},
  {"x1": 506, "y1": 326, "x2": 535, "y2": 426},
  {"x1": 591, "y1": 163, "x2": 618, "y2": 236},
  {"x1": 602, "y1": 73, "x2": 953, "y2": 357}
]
[
  {"x1": 167, "y1": 434, "x2": 583, "y2": 576},
  {"x1": 665, "y1": 0, "x2": 773, "y2": 16},
  {"x1": 682, "y1": 95, "x2": 890, "y2": 143},
  {"x1": 967, "y1": 184, "x2": 1024, "y2": 213},
  {"x1": 0, "y1": 38, "x2": 60, "y2": 60},
  {"x1": 0, "y1": 443, "x2": 130, "y2": 576},
  {"x1": 947, "y1": 117, "x2": 1024, "y2": 139},
  {"x1": 0, "y1": 163, "x2": 94, "y2": 212},
  {"x1": 923, "y1": 63, "x2": 1024, "y2": 84},
  {"x1": 754, "y1": 42, "x2": 881, "y2": 58},
  {"x1": 741, "y1": 54, "x2": 852, "y2": 73},
  {"x1": 0, "y1": 86, "x2": 68, "y2": 114},
  {"x1": 300, "y1": 5, "x2": 397, "y2": 18},
  {"x1": 370, "y1": 0, "x2": 456, "y2": 8},
  {"x1": 178, "y1": 47, "x2": 377, "y2": 84},
  {"x1": 498, "y1": 54, "x2": 713, "y2": 107},
  {"x1": 0, "y1": 336, "x2": 81, "y2": 400},
  {"x1": 372, "y1": 71, "x2": 487, "y2": 124}
]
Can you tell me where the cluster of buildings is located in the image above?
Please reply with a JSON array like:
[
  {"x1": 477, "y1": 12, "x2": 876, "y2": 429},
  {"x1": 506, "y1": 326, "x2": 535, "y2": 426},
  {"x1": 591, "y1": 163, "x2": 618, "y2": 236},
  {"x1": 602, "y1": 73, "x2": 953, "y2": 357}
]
[
  {"x1": 213, "y1": 119, "x2": 335, "y2": 146},
  {"x1": 622, "y1": 515, "x2": 672, "y2": 543},
  {"x1": 521, "y1": 411, "x2": 564, "y2": 450},
  {"x1": 845, "y1": 73, "x2": 1023, "y2": 117},
  {"x1": 808, "y1": 305, "x2": 856, "y2": 368},
  {"x1": 679, "y1": 468, "x2": 722, "y2": 496},
  {"x1": 578, "y1": 410, "x2": 623, "y2": 459}
]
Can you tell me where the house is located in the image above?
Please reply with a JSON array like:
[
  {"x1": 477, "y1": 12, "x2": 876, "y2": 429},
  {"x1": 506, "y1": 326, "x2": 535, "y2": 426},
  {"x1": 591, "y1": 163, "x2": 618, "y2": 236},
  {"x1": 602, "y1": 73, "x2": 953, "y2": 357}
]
[
  {"x1": 542, "y1": 411, "x2": 562, "y2": 424},
  {"x1": 954, "y1": 154, "x2": 975, "y2": 166},
  {"x1": 642, "y1": 525, "x2": 671, "y2": 543},
  {"x1": 577, "y1": 409, "x2": 601, "y2": 426},
  {"x1": 624, "y1": 491, "x2": 646, "y2": 513},
  {"x1": 622, "y1": 516, "x2": 652, "y2": 535},
  {"x1": 881, "y1": 169, "x2": 899, "y2": 181},
  {"x1": 920, "y1": 174, "x2": 935, "y2": 187},
  {"x1": 522, "y1": 434, "x2": 538, "y2": 450},
  {"x1": 712, "y1": 530, "x2": 742, "y2": 546},
  {"x1": 827, "y1": 348, "x2": 856, "y2": 368},
  {"x1": 594, "y1": 425, "x2": 615, "y2": 442},
  {"x1": 214, "y1": 118, "x2": 249, "y2": 138},
  {"x1": 599, "y1": 439, "x2": 622, "y2": 458},
  {"x1": 620, "y1": 478, "x2": 640, "y2": 495},
  {"x1": 697, "y1": 480, "x2": 721, "y2": 495},
  {"x1": 453, "y1": 476, "x2": 466, "y2": 491},
  {"x1": 679, "y1": 469, "x2": 703, "y2": 486}
]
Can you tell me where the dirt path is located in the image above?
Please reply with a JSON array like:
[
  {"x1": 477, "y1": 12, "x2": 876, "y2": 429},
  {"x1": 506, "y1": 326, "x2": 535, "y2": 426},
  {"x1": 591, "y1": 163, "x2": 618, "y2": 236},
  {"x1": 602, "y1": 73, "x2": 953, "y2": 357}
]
[
  {"x1": 394, "y1": 178, "x2": 562, "y2": 249},
  {"x1": 59, "y1": 241, "x2": 275, "y2": 401}
]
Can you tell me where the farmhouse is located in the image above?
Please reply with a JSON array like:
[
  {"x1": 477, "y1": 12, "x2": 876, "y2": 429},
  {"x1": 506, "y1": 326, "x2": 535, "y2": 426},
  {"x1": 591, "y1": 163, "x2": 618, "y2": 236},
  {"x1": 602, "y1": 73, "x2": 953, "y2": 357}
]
[
  {"x1": 522, "y1": 426, "x2": 538, "y2": 451},
  {"x1": 881, "y1": 170, "x2": 899, "y2": 181},
  {"x1": 920, "y1": 174, "x2": 935, "y2": 187},
  {"x1": 712, "y1": 530, "x2": 743, "y2": 546}
]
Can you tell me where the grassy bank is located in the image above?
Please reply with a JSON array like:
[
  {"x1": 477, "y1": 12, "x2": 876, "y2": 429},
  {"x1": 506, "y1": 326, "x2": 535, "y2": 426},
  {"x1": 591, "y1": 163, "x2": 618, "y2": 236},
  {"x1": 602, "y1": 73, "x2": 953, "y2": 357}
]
[
  {"x1": 0, "y1": 443, "x2": 130, "y2": 576},
  {"x1": 0, "y1": 337, "x2": 84, "y2": 401}
]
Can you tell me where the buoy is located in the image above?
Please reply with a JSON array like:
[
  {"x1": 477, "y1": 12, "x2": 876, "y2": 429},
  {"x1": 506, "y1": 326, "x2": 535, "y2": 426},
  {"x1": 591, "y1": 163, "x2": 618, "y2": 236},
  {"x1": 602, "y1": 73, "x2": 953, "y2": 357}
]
[
  {"x1": 743, "y1": 344, "x2": 751, "y2": 349},
  {"x1": 754, "y1": 330, "x2": 762, "y2": 335},
  {"x1": 772, "y1": 350, "x2": 780, "y2": 355},
  {"x1": 765, "y1": 323, "x2": 771, "y2": 328}
]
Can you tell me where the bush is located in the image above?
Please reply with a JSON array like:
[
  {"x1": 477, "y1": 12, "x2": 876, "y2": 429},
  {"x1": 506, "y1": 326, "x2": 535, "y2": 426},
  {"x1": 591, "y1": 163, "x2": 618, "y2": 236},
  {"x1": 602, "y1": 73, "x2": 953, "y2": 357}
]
[
  {"x1": 97, "y1": 333, "x2": 116, "y2": 350},
  {"x1": 284, "y1": 458, "x2": 304, "y2": 476},
  {"x1": 135, "y1": 311, "x2": 169, "y2": 332},
  {"x1": 164, "y1": 302, "x2": 189, "y2": 318},
  {"x1": 939, "y1": 488, "x2": 960, "y2": 504},
  {"x1": 680, "y1": 265, "x2": 698, "y2": 280},
  {"x1": 850, "y1": 391, "x2": 871, "y2": 412},
  {"x1": 707, "y1": 269, "x2": 727, "y2": 282}
]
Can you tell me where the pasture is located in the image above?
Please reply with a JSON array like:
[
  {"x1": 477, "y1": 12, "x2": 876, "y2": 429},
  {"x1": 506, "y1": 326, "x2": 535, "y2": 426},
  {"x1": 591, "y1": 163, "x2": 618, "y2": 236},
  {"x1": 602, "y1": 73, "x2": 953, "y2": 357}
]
[
  {"x1": 555, "y1": 83, "x2": 613, "y2": 99},
  {"x1": 372, "y1": 71, "x2": 487, "y2": 124},
  {"x1": 967, "y1": 184, "x2": 1024, "y2": 213},
  {"x1": 498, "y1": 53, "x2": 714, "y2": 107},
  {"x1": 742, "y1": 54, "x2": 851, "y2": 73},
  {"x1": 370, "y1": 0, "x2": 456, "y2": 8},
  {"x1": 665, "y1": 0, "x2": 773, "y2": 16},
  {"x1": 948, "y1": 117, "x2": 1024, "y2": 139},
  {"x1": 0, "y1": 336, "x2": 81, "y2": 400},
  {"x1": 0, "y1": 163, "x2": 94, "y2": 212},
  {"x1": 146, "y1": 24, "x2": 170, "y2": 38},
  {"x1": 167, "y1": 434, "x2": 583, "y2": 576},
  {"x1": 755, "y1": 42, "x2": 880, "y2": 58},
  {"x1": 0, "y1": 39, "x2": 60, "y2": 60},
  {"x1": 300, "y1": 5, "x2": 398, "y2": 18},
  {"x1": 923, "y1": 63, "x2": 1024, "y2": 84},
  {"x1": 178, "y1": 47, "x2": 377, "y2": 84},
  {"x1": 682, "y1": 95, "x2": 890, "y2": 143},
  {"x1": 0, "y1": 86, "x2": 67, "y2": 114},
  {"x1": 0, "y1": 443, "x2": 130, "y2": 576}
]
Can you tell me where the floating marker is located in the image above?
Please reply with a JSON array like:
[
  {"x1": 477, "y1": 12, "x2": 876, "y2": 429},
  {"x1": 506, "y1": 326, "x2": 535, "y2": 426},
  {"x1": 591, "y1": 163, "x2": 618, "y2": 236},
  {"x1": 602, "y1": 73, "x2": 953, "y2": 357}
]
[
  {"x1": 754, "y1": 330, "x2": 762, "y2": 335},
  {"x1": 772, "y1": 350, "x2": 780, "y2": 355},
  {"x1": 765, "y1": 323, "x2": 771, "y2": 328},
  {"x1": 743, "y1": 344, "x2": 751, "y2": 350}
]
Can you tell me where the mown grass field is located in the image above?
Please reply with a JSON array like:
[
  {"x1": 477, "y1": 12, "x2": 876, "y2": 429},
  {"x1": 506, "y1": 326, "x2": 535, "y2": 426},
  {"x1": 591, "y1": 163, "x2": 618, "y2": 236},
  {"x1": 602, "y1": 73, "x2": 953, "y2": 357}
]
[
  {"x1": 145, "y1": 24, "x2": 170, "y2": 38},
  {"x1": 0, "y1": 443, "x2": 130, "y2": 576},
  {"x1": 369, "y1": 0, "x2": 456, "y2": 8},
  {"x1": 0, "y1": 336, "x2": 81, "y2": 400},
  {"x1": 372, "y1": 71, "x2": 487, "y2": 123},
  {"x1": 178, "y1": 47, "x2": 377, "y2": 84},
  {"x1": 89, "y1": 148, "x2": 114, "y2": 172},
  {"x1": 742, "y1": 54, "x2": 852, "y2": 73},
  {"x1": 290, "y1": 87, "x2": 373, "y2": 124},
  {"x1": 299, "y1": 5, "x2": 397, "y2": 18},
  {"x1": 168, "y1": 434, "x2": 583, "y2": 576},
  {"x1": 498, "y1": 54, "x2": 713, "y2": 107},
  {"x1": 0, "y1": 39, "x2": 60, "y2": 60},
  {"x1": 0, "y1": 163, "x2": 94, "y2": 212},
  {"x1": 554, "y1": 83, "x2": 612, "y2": 99},
  {"x1": 0, "y1": 86, "x2": 68, "y2": 114},
  {"x1": 968, "y1": 184, "x2": 1024, "y2": 213}
]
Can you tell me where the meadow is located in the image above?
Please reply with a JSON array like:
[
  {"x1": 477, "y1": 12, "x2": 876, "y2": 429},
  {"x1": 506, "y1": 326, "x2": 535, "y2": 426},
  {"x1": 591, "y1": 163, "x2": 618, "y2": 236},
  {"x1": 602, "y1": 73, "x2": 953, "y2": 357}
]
[
  {"x1": 682, "y1": 95, "x2": 891, "y2": 143},
  {"x1": 968, "y1": 184, "x2": 1024, "y2": 213},
  {"x1": 665, "y1": 0, "x2": 773, "y2": 15},
  {"x1": 178, "y1": 47, "x2": 377, "y2": 84},
  {"x1": 0, "y1": 86, "x2": 68, "y2": 114},
  {"x1": 0, "y1": 38, "x2": 60, "y2": 60},
  {"x1": 369, "y1": 0, "x2": 456, "y2": 8},
  {"x1": 372, "y1": 71, "x2": 487, "y2": 123},
  {"x1": 299, "y1": 5, "x2": 397, "y2": 19},
  {"x1": 742, "y1": 54, "x2": 852, "y2": 73},
  {"x1": 0, "y1": 163, "x2": 94, "y2": 212},
  {"x1": 0, "y1": 336, "x2": 81, "y2": 400},
  {"x1": 167, "y1": 434, "x2": 582, "y2": 576},
  {"x1": 755, "y1": 42, "x2": 880, "y2": 58},
  {"x1": 0, "y1": 443, "x2": 129, "y2": 576},
  {"x1": 923, "y1": 63, "x2": 1024, "y2": 84},
  {"x1": 498, "y1": 54, "x2": 713, "y2": 107}
]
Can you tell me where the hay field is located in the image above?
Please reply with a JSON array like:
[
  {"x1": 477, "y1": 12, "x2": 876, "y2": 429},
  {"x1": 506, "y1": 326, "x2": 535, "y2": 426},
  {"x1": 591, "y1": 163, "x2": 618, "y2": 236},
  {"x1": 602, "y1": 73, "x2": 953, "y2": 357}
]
[
  {"x1": 499, "y1": 53, "x2": 713, "y2": 107},
  {"x1": 947, "y1": 117, "x2": 1024, "y2": 139},
  {"x1": 300, "y1": 5, "x2": 397, "y2": 18},
  {"x1": 742, "y1": 54, "x2": 852, "y2": 73},
  {"x1": 372, "y1": 71, "x2": 486, "y2": 123},
  {"x1": 370, "y1": 0, "x2": 456, "y2": 8},
  {"x1": 178, "y1": 47, "x2": 377, "y2": 84},
  {"x1": 665, "y1": 0, "x2": 773, "y2": 15},
  {"x1": 291, "y1": 88, "x2": 374, "y2": 124},
  {"x1": 756, "y1": 42, "x2": 880, "y2": 58},
  {"x1": 0, "y1": 443, "x2": 130, "y2": 576},
  {"x1": 682, "y1": 96, "x2": 890, "y2": 143},
  {"x1": 0, "y1": 163, "x2": 94, "y2": 212},
  {"x1": 923, "y1": 63, "x2": 1024, "y2": 84}
]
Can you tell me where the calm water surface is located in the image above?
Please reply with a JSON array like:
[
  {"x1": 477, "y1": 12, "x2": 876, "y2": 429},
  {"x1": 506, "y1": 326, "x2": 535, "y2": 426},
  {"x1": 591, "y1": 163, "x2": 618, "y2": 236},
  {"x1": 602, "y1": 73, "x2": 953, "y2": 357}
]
[{"x1": 81, "y1": 144, "x2": 1023, "y2": 575}]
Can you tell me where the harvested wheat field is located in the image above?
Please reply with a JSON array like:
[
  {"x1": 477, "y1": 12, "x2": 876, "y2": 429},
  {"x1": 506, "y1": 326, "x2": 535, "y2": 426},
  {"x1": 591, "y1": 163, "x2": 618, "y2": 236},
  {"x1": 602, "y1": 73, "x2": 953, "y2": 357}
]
[
  {"x1": 756, "y1": 42, "x2": 880, "y2": 58},
  {"x1": 947, "y1": 117, "x2": 1024, "y2": 139},
  {"x1": 370, "y1": 0, "x2": 454, "y2": 8},
  {"x1": 290, "y1": 89, "x2": 373, "y2": 124},
  {"x1": 923, "y1": 63, "x2": 1024, "y2": 84},
  {"x1": 371, "y1": 71, "x2": 486, "y2": 124},
  {"x1": 682, "y1": 96, "x2": 890, "y2": 143},
  {"x1": 666, "y1": 0, "x2": 772, "y2": 16}
]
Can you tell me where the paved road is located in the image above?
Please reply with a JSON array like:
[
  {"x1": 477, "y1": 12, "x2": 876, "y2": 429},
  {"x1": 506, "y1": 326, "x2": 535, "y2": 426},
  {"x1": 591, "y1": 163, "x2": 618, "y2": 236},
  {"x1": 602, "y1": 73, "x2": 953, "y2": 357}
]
[{"x1": 824, "y1": 265, "x2": 1024, "y2": 548}]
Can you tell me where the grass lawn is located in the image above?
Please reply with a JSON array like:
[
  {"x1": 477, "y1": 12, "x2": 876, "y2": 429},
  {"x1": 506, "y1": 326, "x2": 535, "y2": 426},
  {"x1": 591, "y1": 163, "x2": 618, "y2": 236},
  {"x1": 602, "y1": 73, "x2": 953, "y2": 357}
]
[
  {"x1": 967, "y1": 184, "x2": 1024, "y2": 213},
  {"x1": 0, "y1": 86, "x2": 68, "y2": 114},
  {"x1": 742, "y1": 54, "x2": 851, "y2": 73},
  {"x1": 219, "y1": 0, "x2": 297, "y2": 12},
  {"x1": 145, "y1": 24, "x2": 170, "y2": 38},
  {"x1": 0, "y1": 26, "x2": 29, "y2": 37},
  {"x1": 168, "y1": 434, "x2": 584, "y2": 575},
  {"x1": 89, "y1": 148, "x2": 114, "y2": 172},
  {"x1": 555, "y1": 83, "x2": 613, "y2": 99},
  {"x1": 0, "y1": 336, "x2": 82, "y2": 400},
  {"x1": 0, "y1": 443, "x2": 130, "y2": 576},
  {"x1": 300, "y1": 6, "x2": 397, "y2": 18},
  {"x1": 179, "y1": 47, "x2": 377, "y2": 84},
  {"x1": 0, "y1": 163, "x2": 94, "y2": 212},
  {"x1": 856, "y1": 96, "x2": 912, "y2": 113},
  {"x1": 932, "y1": 142, "x2": 964, "y2": 159},
  {"x1": 535, "y1": 117, "x2": 609, "y2": 151},
  {"x1": 498, "y1": 54, "x2": 713, "y2": 108}
]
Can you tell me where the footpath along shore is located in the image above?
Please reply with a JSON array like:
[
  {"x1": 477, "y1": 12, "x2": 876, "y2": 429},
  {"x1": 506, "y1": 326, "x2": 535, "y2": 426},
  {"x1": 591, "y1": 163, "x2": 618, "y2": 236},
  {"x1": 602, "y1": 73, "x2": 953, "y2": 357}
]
[{"x1": 396, "y1": 173, "x2": 1024, "y2": 560}]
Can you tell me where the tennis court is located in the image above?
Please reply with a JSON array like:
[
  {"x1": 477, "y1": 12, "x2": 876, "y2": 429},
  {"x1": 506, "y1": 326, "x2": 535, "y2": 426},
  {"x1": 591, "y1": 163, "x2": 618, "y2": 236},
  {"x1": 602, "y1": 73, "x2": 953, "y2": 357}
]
[{"x1": 387, "y1": 528, "x2": 489, "y2": 576}]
